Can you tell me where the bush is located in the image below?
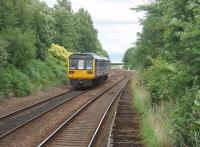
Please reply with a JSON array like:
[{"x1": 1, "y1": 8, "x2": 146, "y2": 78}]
[
  {"x1": 23, "y1": 59, "x2": 67, "y2": 91},
  {"x1": 46, "y1": 60, "x2": 67, "y2": 82},
  {"x1": 0, "y1": 40, "x2": 8, "y2": 65},
  {"x1": 143, "y1": 58, "x2": 191, "y2": 104},
  {"x1": 48, "y1": 44, "x2": 71, "y2": 62},
  {"x1": 141, "y1": 59, "x2": 199, "y2": 146},
  {"x1": 23, "y1": 60, "x2": 55, "y2": 85},
  {"x1": 169, "y1": 89, "x2": 200, "y2": 146},
  {"x1": 0, "y1": 65, "x2": 32, "y2": 97},
  {"x1": 0, "y1": 59, "x2": 67, "y2": 99}
]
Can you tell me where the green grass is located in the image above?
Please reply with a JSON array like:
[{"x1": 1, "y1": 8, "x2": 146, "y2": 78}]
[
  {"x1": 0, "y1": 59, "x2": 68, "y2": 99},
  {"x1": 131, "y1": 73, "x2": 173, "y2": 147},
  {"x1": 142, "y1": 116, "x2": 158, "y2": 147}
]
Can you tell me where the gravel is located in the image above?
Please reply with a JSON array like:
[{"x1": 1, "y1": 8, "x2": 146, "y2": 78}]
[
  {"x1": 0, "y1": 70, "x2": 124, "y2": 147},
  {"x1": 0, "y1": 85, "x2": 70, "y2": 117}
]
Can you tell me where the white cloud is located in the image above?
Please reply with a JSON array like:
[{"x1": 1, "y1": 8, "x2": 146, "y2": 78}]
[
  {"x1": 96, "y1": 24, "x2": 141, "y2": 53},
  {"x1": 43, "y1": 0, "x2": 145, "y2": 62}
]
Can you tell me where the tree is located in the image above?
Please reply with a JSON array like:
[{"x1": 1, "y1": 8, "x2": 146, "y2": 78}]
[
  {"x1": 53, "y1": 1, "x2": 77, "y2": 51},
  {"x1": 123, "y1": 0, "x2": 200, "y2": 145},
  {"x1": 74, "y1": 9, "x2": 98, "y2": 53},
  {"x1": 0, "y1": 0, "x2": 36, "y2": 67},
  {"x1": 55, "y1": 0, "x2": 72, "y2": 11},
  {"x1": 32, "y1": 1, "x2": 55, "y2": 60}
]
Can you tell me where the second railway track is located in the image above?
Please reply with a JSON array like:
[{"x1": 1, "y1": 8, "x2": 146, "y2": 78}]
[{"x1": 0, "y1": 89, "x2": 87, "y2": 138}]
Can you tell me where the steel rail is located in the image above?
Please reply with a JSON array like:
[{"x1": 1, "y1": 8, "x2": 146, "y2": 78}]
[
  {"x1": 0, "y1": 73, "x2": 118, "y2": 139},
  {"x1": 37, "y1": 75, "x2": 127, "y2": 147},
  {"x1": 0, "y1": 73, "x2": 115, "y2": 121},
  {"x1": 0, "y1": 89, "x2": 74, "y2": 120},
  {"x1": 0, "y1": 89, "x2": 87, "y2": 139},
  {"x1": 106, "y1": 80, "x2": 132, "y2": 147},
  {"x1": 87, "y1": 82, "x2": 126, "y2": 147},
  {"x1": 106, "y1": 99, "x2": 119, "y2": 147},
  {"x1": 0, "y1": 74, "x2": 118, "y2": 139}
]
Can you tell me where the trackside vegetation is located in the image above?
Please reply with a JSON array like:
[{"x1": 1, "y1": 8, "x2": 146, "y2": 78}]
[
  {"x1": 124, "y1": 0, "x2": 200, "y2": 146},
  {"x1": 0, "y1": 0, "x2": 108, "y2": 99},
  {"x1": 131, "y1": 74, "x2": 173, "y2": 147}
]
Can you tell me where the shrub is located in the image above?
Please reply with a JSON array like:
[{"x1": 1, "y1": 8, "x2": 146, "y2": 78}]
[
  {"x1": 141, "y1": 58, "x2": 199, "y2": 146},
  {"x1": 23, "y1": 59, "x2": 67, "y2": 91},
  {"x1": 0, "y1": 65, "x2": 32, "y2": 97},
  {"x1": 169, "y1": 88, "x2": 200, "y2": 146},
  {"x1": 143, "y1": 58, "x2": 191, "y2": 104},
  {"x1": 48, "y1": 44, "x2": 71, "y2": 62},
  {"x1": 0, "y1": 59, "x2": 67, "y2": 99},
  {"x1": 0, "y1": 40, "x2": 8, "y2": 65}
]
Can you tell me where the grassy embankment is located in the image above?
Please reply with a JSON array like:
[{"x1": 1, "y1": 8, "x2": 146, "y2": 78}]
[
  {"x1": 0, "y1": 44, "x2": 69, "y2": 99},
  {"x1": 0, "y1": 60, "x2": 67, "y2": 99},
  {"x1": 131, "y1": 72, "x2": 173, "y2": 147}
]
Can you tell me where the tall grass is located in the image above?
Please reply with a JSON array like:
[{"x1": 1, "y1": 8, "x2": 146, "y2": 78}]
[{"x1": 131, "y1": 73, "x2": 173, "y2": 147}]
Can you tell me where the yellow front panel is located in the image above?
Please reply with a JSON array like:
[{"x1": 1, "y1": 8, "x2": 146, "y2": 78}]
[
  {"x1": 68, "y1": 70, "x2": 95, "y2": 79},
  {"x1": 67, "y1": 59, "x2": 96, "y2": 80}
]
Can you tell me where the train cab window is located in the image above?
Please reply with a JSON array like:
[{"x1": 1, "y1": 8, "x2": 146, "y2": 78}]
[
  {"x1": 86, "y1": 59, "x2": 93, "y2": 70},
  {"x1": 78, "y1": 59, "x2": 84, "y2": 69},
  {"x1": 69, "y1": 59, "x2": 76, "y2": 69}
]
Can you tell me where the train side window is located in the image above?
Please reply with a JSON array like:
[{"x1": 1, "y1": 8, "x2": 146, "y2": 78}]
[
  {"x1": 78, "y1": 59, "x2": 84, "y2": 69},
  {"x1": 70, "y1": 59, "x2": 76, "y2": 69}
]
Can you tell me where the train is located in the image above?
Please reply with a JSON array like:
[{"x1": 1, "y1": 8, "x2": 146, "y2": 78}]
[{"x1": 67, "y1": 53, "x2": 110, "y2": 88}]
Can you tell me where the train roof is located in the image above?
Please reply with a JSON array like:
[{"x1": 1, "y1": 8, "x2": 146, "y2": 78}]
[{"x1": 69, "y1": 53, "x2": 109, "y2": 61}]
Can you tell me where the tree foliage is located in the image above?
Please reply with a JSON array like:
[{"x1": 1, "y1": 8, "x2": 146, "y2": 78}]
[
  {"x1": 0, "y1": 40, "x2": 8, "y2": 65},
  {"x1": 0, "y1": 0, "x2": 108, "y2": 67},
  {"x1": 74, "y1": 8, "x2": 98, "y2": 53},
  {"x1": 48, "y1": 44, "x2": 71, "y2": 62},
  {"x1": 124, "y1": 0, "x2": 200, "y2": 145},
  {"x1": 0, "y1": 0, "x2": 108, "y2": 98}
]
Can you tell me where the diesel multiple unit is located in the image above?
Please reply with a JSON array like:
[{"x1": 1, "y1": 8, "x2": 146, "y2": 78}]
[{"x1": 67, "y1": 53, "x2": 110, "y2": 88}]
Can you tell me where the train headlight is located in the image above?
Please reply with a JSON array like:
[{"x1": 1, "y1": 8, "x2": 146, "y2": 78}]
[
  {"x1": 69, "y1": 71, "x2": 74, "y2": 74},
  {"x1": 87, "y1": 71, "x2": 93, "y2": 74}
]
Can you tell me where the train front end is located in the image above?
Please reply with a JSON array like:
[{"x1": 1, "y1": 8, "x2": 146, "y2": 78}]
[{"x1": 67, "y1": 54, "x2": 95, "y2": 88}]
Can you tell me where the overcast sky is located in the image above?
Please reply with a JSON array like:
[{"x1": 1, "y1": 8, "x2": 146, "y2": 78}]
[{"x1": 43, "y1": 0, "x2": 146, "y2": 62}]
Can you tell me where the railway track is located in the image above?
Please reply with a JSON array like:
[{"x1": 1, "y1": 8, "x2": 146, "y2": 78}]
[
  {"x1": 0, "y1": 71, "x2": 127, "y2": 147},
  {"x1": 107, "y1": 82, "x2": 144, "y2": 147},
  {"x1": 0, "y1": 72, "x2": 123, "y2": 139},
  {"x1": 0, "y1": 89, "x2": 87, "y2": 139},
  {"x1": 37, "y1": 75, "x2": 131, "y2": 147}
]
